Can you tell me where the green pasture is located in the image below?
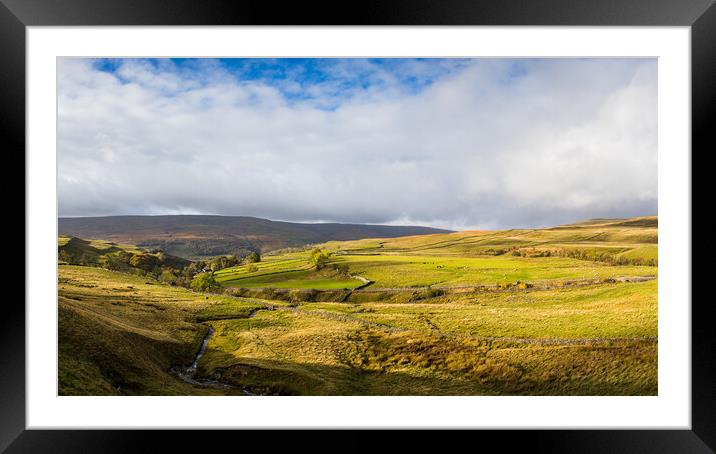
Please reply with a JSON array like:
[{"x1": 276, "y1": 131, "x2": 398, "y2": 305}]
[
  {"x1": 299, "y1": 280, "x2": 657, "y2": 339},
  {"x1": 213, "y1": 249, "x2": 656, "y2": 290},
  {"x1": 331, "y1": 254, "x2": 656, "y2": 287},
  {"x1": 217, "y1": 267, "x2": 362, "y2": 290}
]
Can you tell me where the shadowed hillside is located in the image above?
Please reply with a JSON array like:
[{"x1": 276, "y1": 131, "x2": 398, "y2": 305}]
[{"x1": 59, "y1": 215, "x2": 452, "y2": 259}]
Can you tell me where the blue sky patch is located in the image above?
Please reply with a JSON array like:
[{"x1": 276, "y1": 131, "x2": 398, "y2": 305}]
[{"x1": 92, "y1": 57, "x2": 474, "y2": 109}]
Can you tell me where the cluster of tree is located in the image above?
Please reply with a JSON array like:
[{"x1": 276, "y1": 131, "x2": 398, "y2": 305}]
[
  {"x1": 58, "y1": 249, "x2": 97, "y2": 266},
  {"x1": 153, "y1": 267, "x2": 220, "y2": 292},
  {"x1": 205, "y1": 255, "x2": 241, "y2": 272},
  {"x1": 154, "y1": 252, "x2": 262, "y2": 291},
  {"x1": 185, "y1": 251, "x2": 261, "y2": 273},
  {"x1": 60, "y1": 247, "x2": 196, "y2": 287},
  {"x1": 155, "y1": 263, "x2": 200, "y2": 287},
  {"x1": 59, "y1": 238, "x2": 237, "y2": 295},
  {"x1": 552, "y1": 248, "x2": 657, "y2": 266}
]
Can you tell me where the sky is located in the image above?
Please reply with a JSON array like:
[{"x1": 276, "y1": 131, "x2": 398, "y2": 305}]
[{"x1": 57, "y1": 57, "x2": 657, "y2": 230}]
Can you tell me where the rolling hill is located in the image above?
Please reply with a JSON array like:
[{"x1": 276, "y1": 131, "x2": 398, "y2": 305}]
[
  {"x1": 58, "y1": 215, "x2": 452, "y2": 259},
  {"x1": 214, "y1": 215, "x2": 658, "y2": 292},
  {"x1": 58, "y1": 215, "x2": 658, "y2": 396},
  {"x1": 59, "y1": 235, "x2": 191, "y2": 272}
]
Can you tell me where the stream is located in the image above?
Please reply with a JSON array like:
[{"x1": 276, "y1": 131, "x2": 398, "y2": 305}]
[
  {"x1": 169, "y1": 309, "x2": 273, "y2": 394},
  {"x1": 170, "y1": 325, "x2": 236, "y2": 389},
  {"x1": 189, "y1": 326, "x2": 213, "y2": 372}
]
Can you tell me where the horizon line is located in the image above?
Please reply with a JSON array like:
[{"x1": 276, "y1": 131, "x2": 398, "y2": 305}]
[{"x1": 57, "y1": 213, "x2": 658, "y2": 232}]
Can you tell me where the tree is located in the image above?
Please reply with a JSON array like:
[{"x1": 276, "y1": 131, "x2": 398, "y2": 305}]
[
  {"x1": 159, "y1": 269, "x2": 178, "y2": 285},
  {"x1": 244, "y1": 251, "x2": 261, "y2": 264},
  {"x1": 310, "y1": 248, "x2": 330, "y2": 270},
  {"x1": 209, "y1": 255, "x2": 241, "y2": 272},
  {"x1": 190, "y1": 272, "x2": 220, "y2": 292}
]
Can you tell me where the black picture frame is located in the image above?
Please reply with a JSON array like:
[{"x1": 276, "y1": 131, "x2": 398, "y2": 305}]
[{"x1": 4, "y1": 0, "x2": 710, "y2": 452}]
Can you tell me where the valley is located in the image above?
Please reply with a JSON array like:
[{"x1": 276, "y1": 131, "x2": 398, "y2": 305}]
[{"x1": 58, "y1": 216, "x2": 658, "y2": 396}]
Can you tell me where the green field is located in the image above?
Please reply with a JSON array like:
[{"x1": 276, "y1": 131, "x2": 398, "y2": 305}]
[
  {"x1": 216, "y1": 266, "x2": 363, "y2": 290},
  {"x1": 330, "y1": 254, "x2": 654, "y2": 287},
  {"x1": 58, "y1": 216, "x2": 658, "y2": 396},
  {"x1": 214, "y1": 217, "x2": 657, "y2": 290}
]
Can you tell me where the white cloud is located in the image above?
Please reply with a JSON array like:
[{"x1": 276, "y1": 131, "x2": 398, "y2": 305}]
[{"x1": 57, "y1": 58, "x2": 657, "y2": 229}]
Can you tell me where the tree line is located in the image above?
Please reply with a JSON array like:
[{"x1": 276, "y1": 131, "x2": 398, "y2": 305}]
[{"x1": 59, "y1": 240, "x2": 262, "y2": 293}]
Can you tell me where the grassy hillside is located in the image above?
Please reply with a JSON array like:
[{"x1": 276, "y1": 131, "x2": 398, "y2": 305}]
[
  {"x1": 58, "y1": 216, "x2": 658, "y2": 396},
  {"x1": 200, "y1": 279, "x2": 656, "y2": 396},
  {"x1": 58, "y1": 215, "x2": 451, "y2": 259},
  {"x1": 59, "y1": 265, "x2": 656, "y2": 396},
  {"x1": 215, "y1": 216, "x2": 657, "y2": 291},
  {"x1": 324, "y1": 216, "x2": 657, "y2": 259},
  {"x1": 58, "y1": 266, "x2": 257, "y2": 395},
  {"x1": 59, "y1": 235, "x2": 190, "y2": 273}
]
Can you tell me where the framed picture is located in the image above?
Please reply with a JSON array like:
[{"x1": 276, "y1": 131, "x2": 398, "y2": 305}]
[{"x1": 7, "y1": 0, "x2": 711, "y2": 451}]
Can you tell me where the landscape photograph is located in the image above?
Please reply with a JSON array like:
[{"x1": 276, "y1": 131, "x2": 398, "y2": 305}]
[{"x1": 57, "y1": 57, "x2": 657, "y2": 396}]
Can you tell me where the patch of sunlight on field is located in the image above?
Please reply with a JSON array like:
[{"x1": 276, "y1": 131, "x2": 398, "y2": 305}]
[
  {"x1": 331, "y1": 254, "x2": 656, "y2": 287},
  {"x1": 199, "y1": 281, "x2": 657, "y2": 395},
  {"x1": 348, "y1": 280, "x2": 657, "y2": 339},
  {"x1": 618, "y1": 245, "x2": 658, "y2": 261}
]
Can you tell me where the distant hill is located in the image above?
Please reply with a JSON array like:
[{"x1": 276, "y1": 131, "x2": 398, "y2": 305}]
[
  {"x1": 315, "y1": 215, "x2": 658, "y2": 267},
  {"x1": 58, "y1": 215, "x2": 452, "y2": 259},
  {"x1": 560, "y1": 216, "x2": 658, "y2": 228}
]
